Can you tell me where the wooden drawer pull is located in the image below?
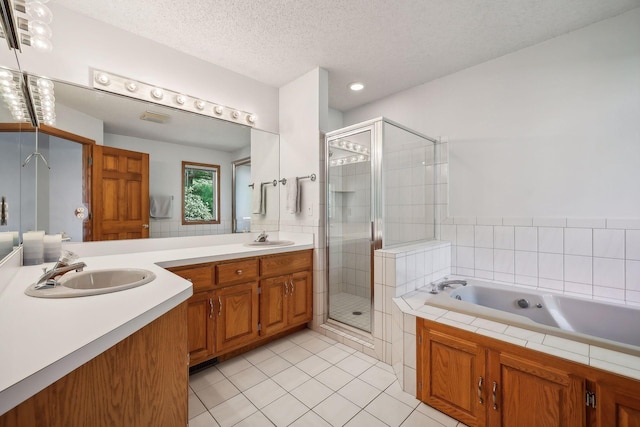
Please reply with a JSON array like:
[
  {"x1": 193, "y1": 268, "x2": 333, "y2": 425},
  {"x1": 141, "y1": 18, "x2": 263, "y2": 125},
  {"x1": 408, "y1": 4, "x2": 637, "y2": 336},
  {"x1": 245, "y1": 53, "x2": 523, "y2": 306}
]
[
  {"x1": 478, "y1": 377, "x2": 484, "y2": 404},
  {"x1": 236, "y1": 269, "x2": 243, "y2": 275},
  {"x1": 492, "y1": 381, "x2": 498, "y2": 410},
  {"x1": 209, "y1": 298, "x2": 213, "y2": 319}
]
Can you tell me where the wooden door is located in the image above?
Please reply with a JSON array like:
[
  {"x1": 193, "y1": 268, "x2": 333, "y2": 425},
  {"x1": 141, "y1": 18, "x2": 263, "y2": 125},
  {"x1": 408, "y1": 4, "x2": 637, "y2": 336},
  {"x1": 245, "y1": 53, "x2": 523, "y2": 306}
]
[
  {"x1": 598, "y1": 378, "x2": 640, "y2": 427},
  {"x1": 489, "y1": 353, "x2": 584, "y2": 427},
  {"x1": 214, "y1": 282, "x2": 259, "y2": 353},
  {"x1": 259, "y1": 276, "x2": 288, "y2": 336},
  {"x1": 187, "y1": 291, "x2": 214, "y2": 366},
  {"x1": 93, "y1": 145, "x2": 149, "y2": 240},
  {"x1": 420, "y1": 328, "x2": 487, "y2": 427},
  {"x1": 288, "y1": 271, "x2": 313, "y2": 325}
]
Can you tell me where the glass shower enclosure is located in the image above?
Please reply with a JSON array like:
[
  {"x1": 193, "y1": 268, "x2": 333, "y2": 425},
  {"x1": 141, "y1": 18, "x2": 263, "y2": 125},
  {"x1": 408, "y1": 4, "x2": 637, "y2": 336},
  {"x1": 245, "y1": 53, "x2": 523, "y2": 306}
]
[{"x1": 325, "y1": 118, "x2": 437, "y2": 333}]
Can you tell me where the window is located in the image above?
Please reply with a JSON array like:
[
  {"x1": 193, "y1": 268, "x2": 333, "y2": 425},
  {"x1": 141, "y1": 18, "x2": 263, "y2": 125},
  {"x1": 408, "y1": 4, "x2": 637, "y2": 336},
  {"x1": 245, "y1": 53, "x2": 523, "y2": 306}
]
[{"x1": 182, "y1": 161, "x2": 220, "y2": 224}]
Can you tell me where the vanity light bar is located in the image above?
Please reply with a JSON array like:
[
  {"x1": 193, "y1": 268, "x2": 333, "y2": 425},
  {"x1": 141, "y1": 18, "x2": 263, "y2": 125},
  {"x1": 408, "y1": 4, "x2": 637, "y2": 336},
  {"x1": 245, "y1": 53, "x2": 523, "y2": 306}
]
[
  {"x1": 0, "y1": 67, "x2": 31, "y2": 123},
  {"x1": 329, "y1": 138, "x2": 369, "y2": 155},
  {"x1": 0, "y1": 0, "x2": 54, "y2": 52},
  {"x1": 27, "y1": 74, "x2": 56, "y2": 126},
  {"x1": 329, "y1": 154, "x2": 369, "y2": 167},
  {"x1": 91, "y1": 69, "x2": 257, "y2": 127}
]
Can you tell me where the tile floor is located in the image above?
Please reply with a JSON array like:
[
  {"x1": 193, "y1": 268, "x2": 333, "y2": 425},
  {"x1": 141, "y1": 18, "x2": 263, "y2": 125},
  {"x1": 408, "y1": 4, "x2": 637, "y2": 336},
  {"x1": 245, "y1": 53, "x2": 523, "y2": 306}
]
[
  {"x1": 329, "y1": 292, "x2": 371, "y2": 332},
  {"x1": 188, "y1": 328, "x2": 467, "y2": 427}
]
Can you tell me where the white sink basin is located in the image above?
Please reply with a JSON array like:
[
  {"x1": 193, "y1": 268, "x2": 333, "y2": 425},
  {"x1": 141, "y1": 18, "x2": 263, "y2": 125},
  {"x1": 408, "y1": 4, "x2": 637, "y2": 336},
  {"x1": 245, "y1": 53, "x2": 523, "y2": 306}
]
[
  {"x1": 24, "y1": 268, "x2": 156, "y2": 298},
  {"x1": 244, "y1": 240, "x2": 295, "y2": 247}
]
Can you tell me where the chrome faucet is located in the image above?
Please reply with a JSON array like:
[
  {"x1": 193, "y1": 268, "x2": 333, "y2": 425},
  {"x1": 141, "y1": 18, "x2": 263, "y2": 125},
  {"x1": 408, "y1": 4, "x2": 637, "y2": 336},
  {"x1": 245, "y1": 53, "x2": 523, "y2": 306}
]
[
  {"x1": 254, "y1": 231, "x2": 269, "y2": 243},
  {"x1": 429, "y1": 277, "x2": 467, "y2": 294},
  {"x1": 34, "y1": 250, "x2": 86, "y2": 289}
]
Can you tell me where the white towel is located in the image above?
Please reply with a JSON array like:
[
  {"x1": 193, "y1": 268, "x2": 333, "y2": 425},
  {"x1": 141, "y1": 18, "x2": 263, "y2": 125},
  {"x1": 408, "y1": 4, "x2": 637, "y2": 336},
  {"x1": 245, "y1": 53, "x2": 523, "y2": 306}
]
[
  {"x1": 149, "y1": 195, "x2": 173, "y2": 218},
  {"x1": 252, "y1": 184, "x2": 267, "y2": 215},
  {"x1": 286, "y1": 177, "x2": 301, "y2": 214}
]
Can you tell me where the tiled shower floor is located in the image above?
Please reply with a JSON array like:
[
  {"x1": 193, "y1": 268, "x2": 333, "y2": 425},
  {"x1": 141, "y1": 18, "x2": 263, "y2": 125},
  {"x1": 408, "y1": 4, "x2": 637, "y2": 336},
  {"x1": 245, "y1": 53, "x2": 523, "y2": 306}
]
[
  {"x1": 188, "y1": 328, "x2": 468, "y2": 427},
  {"x1": 329, "y1": 292, "x2": 371, "y2": 332}
]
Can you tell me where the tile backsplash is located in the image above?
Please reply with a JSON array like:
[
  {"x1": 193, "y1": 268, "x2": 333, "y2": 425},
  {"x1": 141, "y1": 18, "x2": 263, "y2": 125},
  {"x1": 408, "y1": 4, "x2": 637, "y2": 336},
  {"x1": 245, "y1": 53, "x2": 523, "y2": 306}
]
[{"x1": 441, "y1": 217, "x2": 640, "y2": 305}]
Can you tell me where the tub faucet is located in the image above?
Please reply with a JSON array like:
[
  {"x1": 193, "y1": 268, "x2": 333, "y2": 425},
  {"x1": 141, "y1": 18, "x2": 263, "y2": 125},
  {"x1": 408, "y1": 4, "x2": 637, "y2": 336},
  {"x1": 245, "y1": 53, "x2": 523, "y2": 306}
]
[
  {"x1": 430, "y1": 277, "x2": 467, "y2": 294},
  {"x1": 34, "y1": 250, "x2": 86, "y2": 289},
  {"x1": 254, "y1": 231, "x2": 269, "y2": 242}
]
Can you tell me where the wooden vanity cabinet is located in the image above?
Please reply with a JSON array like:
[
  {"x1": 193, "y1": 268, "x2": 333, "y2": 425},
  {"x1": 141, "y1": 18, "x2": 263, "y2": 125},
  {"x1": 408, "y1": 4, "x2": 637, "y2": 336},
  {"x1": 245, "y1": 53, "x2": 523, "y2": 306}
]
[
  {"x1": 259, "y1": 251, "x2": 313, "y2": 336},
  {"x1": 169, "y1": 263, "x2": 216, "y2": 366},
  {"x1": 417, "y1": 318, "x2": 640, "y2": 427},
  {"x1": 213, "y1": 258, "x2": 260, "y2": 353},
  {"x1": 168, "y1": 249, "x2": 313, "y2": 367}
]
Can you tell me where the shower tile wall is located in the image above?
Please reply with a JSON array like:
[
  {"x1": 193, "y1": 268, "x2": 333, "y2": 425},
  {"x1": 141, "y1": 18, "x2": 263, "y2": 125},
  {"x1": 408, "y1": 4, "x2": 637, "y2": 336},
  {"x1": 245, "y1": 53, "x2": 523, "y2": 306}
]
[
  {"x1": 383, "y1": 126, "x2": 438, "y2": 247},
  {"x1": 443, "y1": 218, "x2": 640, "y2": 305},
  {"x1": 329, "y1": 161, "x2": 371, "y2": 296}
]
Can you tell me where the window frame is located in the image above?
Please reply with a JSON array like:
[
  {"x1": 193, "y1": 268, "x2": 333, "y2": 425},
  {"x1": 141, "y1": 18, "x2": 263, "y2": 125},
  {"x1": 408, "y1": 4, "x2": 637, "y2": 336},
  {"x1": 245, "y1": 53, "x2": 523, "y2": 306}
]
[{"x1": 181, "y1": 161, "x2": 221, "y2": 225}]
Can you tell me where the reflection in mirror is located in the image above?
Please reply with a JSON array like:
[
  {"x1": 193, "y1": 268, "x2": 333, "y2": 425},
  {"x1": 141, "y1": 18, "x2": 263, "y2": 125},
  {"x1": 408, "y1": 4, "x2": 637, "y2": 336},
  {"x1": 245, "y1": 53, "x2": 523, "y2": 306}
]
[
  {"x1": 0, "y1": 64, "x2": 30, "y2": 263},
  {"x1": 232, "y1": 157, "x2": 251, "y2": 233},
  {"x1": 8, "y1": 74, "x2": 280, "y2": 242},
  {"x1": 182, "y1": 161, "x2": 220, "y2": 224}
]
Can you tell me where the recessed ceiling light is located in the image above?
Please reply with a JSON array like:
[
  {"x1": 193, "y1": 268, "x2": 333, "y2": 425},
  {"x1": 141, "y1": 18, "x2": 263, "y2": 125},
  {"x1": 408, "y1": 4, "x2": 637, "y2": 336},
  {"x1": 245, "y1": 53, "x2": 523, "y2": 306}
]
[{"x1": 349, "y1": 82, "x2": 365, "y2": 91}]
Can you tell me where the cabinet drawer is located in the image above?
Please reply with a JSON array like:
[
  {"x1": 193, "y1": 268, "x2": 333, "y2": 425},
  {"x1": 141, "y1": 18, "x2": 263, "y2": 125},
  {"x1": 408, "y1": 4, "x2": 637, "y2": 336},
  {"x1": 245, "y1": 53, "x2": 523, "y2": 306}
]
[
  {"x1": 169, "y1": 265, "x2": 213, "y2": 293},
  {"x1": 216, "y1": 258, "x2": 258, "y2": 285},
  {"x1": 260, "y1": 250, "x2": 312, "y2": 277}
]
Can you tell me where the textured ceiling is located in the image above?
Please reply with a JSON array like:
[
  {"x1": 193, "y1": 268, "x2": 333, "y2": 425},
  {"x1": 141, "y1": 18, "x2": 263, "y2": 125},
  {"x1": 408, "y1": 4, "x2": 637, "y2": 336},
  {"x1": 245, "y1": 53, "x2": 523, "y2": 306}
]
[{"x1": 54, "y1": 0, "x2": 640, "y2": 111}]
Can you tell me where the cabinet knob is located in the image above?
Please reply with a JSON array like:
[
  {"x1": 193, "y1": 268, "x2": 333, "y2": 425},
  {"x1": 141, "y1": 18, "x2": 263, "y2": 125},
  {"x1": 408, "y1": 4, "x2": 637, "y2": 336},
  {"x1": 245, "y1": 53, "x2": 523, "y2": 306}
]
[{"x1": 236, "y1": 269, "x2": 243, "y2": 275}]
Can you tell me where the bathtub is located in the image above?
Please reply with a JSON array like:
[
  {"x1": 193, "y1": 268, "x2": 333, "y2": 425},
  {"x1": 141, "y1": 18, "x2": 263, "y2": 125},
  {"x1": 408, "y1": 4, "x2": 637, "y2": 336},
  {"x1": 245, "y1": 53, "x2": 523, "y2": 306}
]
[{"x1": 427, "y1": 278, "x2": 640, "y2": 350}]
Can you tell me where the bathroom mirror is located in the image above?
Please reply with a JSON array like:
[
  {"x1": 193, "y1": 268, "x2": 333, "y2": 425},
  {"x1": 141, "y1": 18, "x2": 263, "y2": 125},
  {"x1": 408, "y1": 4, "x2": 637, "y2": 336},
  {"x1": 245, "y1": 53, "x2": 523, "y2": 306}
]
[
  {"x1": 0, "y1": 62, "x2": 28, "y2": 263},
  {"x1": 2, "y1": 73, "x2": 280, "y2": 243}
]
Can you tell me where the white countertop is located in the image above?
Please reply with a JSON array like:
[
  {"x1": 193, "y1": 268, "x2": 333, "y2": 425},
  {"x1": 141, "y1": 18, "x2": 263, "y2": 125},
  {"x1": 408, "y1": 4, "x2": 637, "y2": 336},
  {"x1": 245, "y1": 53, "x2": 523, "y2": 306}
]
[{"x1": 0, "y1": 233, "x2": 314, "y2": 416}]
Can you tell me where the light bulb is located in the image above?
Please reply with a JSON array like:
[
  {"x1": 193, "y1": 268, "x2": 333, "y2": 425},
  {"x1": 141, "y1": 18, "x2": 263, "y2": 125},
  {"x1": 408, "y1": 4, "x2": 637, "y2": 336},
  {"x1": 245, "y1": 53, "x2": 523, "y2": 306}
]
[
  {"x1": 28, "y1": 20, "x2": 52, "y2": 38},
  {"x1": 353, "y1": 144, "x2": 360, "y2": 151},
  {"x1": 95, "y1": 73, "x2": 110, "y2": 86},
  {"x1": 175, "y1": 94, "x2": 186, "y2": 105},
  {"x1": 151, "y1": 87, "x2": 163, "y2": 100},
  {"x1": 346, "y1": 142, "x2": 353, "y2": 150},
  {"x1": 247, "y1": 114, "x2": 256, "y2": 124},
  {"x1": 349, "y1": 82, "x2": 365, "y2": 91},
  {"x1": 29, "y1": 35, "x2": 53, "y2": 52},
  {"x1": 125, "y1": 81, "x2": 138, "y2": 92},
  {"x1": 26, "y1": 2, "x2": 53, "y2": 24},
  {"x1": 232, "y1": 110, "x2": 240, "y2": 119},
  {"x1": 36, "y1": 78, "x2": 54, "y2": 90},
  {"x1": 195, "y1": 100, "x2": 205, "y2": 110},
  {"x1": 214, "y1": 105, "x2": 223, "y2": 115}
]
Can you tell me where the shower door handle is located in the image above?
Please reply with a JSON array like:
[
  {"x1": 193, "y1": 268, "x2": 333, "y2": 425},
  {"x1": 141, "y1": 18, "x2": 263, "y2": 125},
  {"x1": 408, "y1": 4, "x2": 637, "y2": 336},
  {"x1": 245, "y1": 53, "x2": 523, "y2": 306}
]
[{"x1": 370, "y1": 221, "x2": 374, "y2": 242}]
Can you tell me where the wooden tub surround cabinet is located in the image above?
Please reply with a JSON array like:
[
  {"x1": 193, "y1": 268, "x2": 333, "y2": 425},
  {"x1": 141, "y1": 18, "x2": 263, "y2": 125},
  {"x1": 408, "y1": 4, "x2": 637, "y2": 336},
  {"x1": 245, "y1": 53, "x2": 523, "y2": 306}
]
[
  {"x1": 168, "y1": 249, "x2": 313, "y2": 366},
  {"x1": 0, "y1": 303, "x2": 189, "y2": 427},
  {"x1": 417, "y1": 318, "x2": 640, "y2": 427}
]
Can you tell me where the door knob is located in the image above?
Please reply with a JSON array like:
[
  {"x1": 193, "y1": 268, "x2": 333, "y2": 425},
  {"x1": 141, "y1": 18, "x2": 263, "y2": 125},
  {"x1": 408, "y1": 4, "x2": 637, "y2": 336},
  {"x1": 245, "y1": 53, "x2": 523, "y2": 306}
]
[{"x1": 142, "y1": 224, "x2": 149, "y2": 229}]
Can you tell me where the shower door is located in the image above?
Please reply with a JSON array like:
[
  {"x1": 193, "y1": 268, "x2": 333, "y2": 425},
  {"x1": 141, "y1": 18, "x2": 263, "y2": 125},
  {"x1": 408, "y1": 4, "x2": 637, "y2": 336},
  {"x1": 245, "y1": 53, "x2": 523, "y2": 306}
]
[{"x1": 326, "y1": 123, "x2": 379, "y2": 333}]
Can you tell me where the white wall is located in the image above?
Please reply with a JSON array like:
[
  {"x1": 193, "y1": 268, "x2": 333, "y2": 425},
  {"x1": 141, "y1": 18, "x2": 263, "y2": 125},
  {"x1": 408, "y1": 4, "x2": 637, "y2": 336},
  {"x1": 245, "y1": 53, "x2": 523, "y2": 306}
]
[
  {"x1": 48, "y1": 136, "x2": 83, "y2": 241},
  {"x1": 0, "y1": 5, "x2": 279, "y2": 134},
  {"x1": 56, "y1": 103, "x2": 104, "y2": 145},
  {"x1": 278, "y1": 68, "x2": 327, "y2": 226},
  {"x1": 344, "y1": 8, "x2": 640, "y2": 219}
]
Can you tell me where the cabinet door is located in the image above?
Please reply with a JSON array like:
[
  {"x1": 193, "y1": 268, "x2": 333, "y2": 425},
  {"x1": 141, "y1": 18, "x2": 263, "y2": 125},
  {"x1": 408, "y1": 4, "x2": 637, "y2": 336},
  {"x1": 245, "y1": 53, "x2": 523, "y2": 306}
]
[
  {"x1": 420, "y1": 329, "x2": 487, "y2": 427},
  {"x1": 598, "y1": 378, "x2": 640, "y2": 427},
  {"x1": 214, "y1": 282, "x2": 259, "y2": 353},
  {"x1": 187, "y1": 291, "x2": 214, "y2": 366},
  {"x1": 288, "y1": 271, "x2": 313, "y2": 325},
  {"x1": 259, "y1": 276, "x2": 288, "y2": 336},
  {"x1": 488, "y1": 353, "x2": 584, "y2": 427}
]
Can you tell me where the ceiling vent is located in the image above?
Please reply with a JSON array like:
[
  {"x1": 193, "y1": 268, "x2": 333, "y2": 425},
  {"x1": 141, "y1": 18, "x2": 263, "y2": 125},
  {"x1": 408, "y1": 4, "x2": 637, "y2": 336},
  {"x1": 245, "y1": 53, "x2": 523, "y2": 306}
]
[{"x1": 140, "y1": 110, "x2": 170, "y2": 124}]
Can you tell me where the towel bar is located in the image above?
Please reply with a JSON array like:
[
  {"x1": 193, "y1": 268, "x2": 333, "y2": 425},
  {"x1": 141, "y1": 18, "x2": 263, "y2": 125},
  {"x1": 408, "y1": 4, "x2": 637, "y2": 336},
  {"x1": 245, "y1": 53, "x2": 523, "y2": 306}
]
[
  {"x1": 249, "y1": 180, "x2": 277, "y2": 188},
  {"x1": 279, "y1": 174, "x2": 316, "y2": 185}
]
